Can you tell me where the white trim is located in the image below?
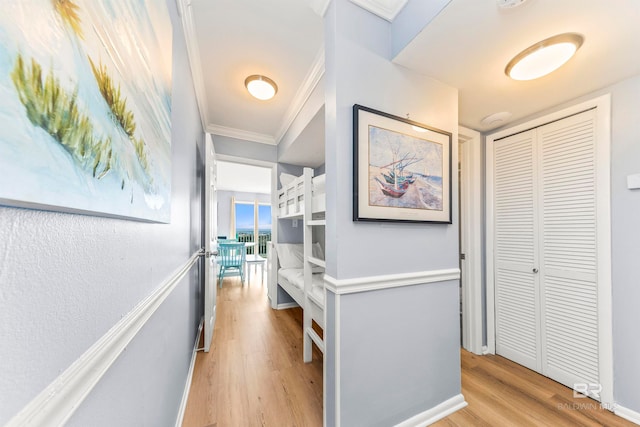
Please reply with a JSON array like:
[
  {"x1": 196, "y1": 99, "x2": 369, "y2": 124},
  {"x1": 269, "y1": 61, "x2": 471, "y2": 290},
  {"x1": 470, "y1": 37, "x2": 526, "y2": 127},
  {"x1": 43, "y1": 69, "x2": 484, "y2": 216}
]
[
  {"x1": 306, "y1": 0, "x2": 331, "y2": 16},
  {"x1": 458, "y1": 125, "x2": 483, "y2": 355},
  {"x1": 616, "y1": 405, "x2": 640, "y2": 425},
  {"x1": 275, "y1": 46, "x2": 325, "y2": 144},
  {"x1": 176, "y1": 0, "x2": 209, "y2": 133},
  {"x1": 207, "y1": 124, "x2": 276, "y2": 145},
  {"x1": 175, "y1": 319, "x2": 204, "y2": 427},
  {"x1": 485, "y1": 94, "x2": 613, "y2": 406},
  {"x1": 6, "y1": 252, "x2": 202, "y2": 427},
  {"x1": 394, "y1": 394, "x2": 467, "y2": 427},
  {"x1": 277, "y1": 302, "x2": 300, "y2": 310},
  {"x1": 349, "y1": 0, "x2": 409, "y2": 21},
  {"x1": 324, "y1": 268, "x2": 460, "y2": 295},
  {"x1": 335, "y1": 293, "x2": 341, "y2": 427}
]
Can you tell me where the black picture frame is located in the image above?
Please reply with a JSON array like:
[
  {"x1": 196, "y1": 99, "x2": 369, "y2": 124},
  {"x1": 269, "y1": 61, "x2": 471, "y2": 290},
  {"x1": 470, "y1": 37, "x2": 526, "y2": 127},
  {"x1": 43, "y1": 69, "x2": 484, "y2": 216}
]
[{"x1": 353, "y1": 104, "x2": 452, "y2": 223}]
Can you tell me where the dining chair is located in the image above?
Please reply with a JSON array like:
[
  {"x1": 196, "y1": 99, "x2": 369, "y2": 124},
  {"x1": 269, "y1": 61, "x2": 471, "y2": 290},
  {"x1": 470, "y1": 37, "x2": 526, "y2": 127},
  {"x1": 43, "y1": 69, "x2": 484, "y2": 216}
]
[{"x1": 218, "y1": 241, "x2": 246, "y2": 287}]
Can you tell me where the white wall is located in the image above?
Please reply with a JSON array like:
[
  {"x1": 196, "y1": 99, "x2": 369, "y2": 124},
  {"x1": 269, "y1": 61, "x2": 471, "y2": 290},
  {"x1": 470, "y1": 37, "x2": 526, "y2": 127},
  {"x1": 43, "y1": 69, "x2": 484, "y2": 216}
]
[{"x1": 0, "y1": 1, "x2": 205, "y2": 424}]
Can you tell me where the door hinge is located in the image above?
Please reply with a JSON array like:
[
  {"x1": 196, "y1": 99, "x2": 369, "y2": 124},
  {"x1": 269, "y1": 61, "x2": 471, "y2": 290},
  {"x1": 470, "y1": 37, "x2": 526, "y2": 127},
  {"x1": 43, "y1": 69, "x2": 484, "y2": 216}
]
[{"x1": 460, "y1": 253, "x2": 466, "y2": 260}]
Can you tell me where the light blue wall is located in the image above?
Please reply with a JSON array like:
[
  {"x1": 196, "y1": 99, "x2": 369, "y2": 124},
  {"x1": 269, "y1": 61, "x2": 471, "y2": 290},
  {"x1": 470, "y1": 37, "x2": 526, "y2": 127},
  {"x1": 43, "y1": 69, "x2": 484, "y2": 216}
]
[
  {"x1": 324, "y1": 1, "x2": 459, "y2": 280},
  {"x1": 323, "y1": 0, "x2": 460, "y2": 424},
  {"x1": 340, "y1": 281, "x2": 460, "y2": 426},
  {"x1": 0, "y1": 1, "x2": 205, "y2": 425},
  {"x1": 213, "y1": 134, "x2": 277, "y2": 163}
]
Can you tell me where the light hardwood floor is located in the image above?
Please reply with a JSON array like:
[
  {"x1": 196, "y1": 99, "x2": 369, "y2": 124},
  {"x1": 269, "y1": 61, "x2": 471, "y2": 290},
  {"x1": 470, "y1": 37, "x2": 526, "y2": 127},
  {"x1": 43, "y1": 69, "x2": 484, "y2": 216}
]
[
  {"x1": 182, "y1": 275, "x2": 323, "y2": 427},
  {"x1": 183, "y1": 275, "x2": 632, "y2": 427}
]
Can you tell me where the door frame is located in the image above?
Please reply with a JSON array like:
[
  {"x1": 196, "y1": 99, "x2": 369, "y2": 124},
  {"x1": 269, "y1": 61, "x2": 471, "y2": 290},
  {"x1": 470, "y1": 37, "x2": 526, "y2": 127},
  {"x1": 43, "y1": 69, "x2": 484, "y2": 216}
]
[
  {"x1": 485, "y1": 95, "x2": 613, "y2": 406},
  {"x1": 459, "y1": 126, "x2": 484, "y2": 355},
  {"x1": 215, "y1": 153, "x2": 278, "y2": 307},
  {"x1": 203, "y1": 133, "x2": 218, "y2": 352}
]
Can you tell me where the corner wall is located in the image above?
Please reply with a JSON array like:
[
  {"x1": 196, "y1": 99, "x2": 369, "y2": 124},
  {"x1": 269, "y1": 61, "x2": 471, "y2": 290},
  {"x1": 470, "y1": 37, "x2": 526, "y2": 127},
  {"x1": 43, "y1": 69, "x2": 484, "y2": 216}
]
[
  {"x1": 323, "y1": 1, "x2": 462, "y2": 425},
  {"x1": 0, "y1": 0, "x2": 205, "y2": 424}
]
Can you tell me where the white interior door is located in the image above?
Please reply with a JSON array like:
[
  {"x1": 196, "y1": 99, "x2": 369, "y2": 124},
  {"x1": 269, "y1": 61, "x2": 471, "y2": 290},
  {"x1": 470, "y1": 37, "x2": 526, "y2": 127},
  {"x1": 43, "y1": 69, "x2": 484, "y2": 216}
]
[
  {"x1": 538, "y1": 110, "x2": 600, "y2": 389},
  {"x1": 492, "y1": 109, "x2": 602, "y2": 395},
  {"x1": 203, "y1": 134, "x2": 218, "y2": 352},
  {"x1": 493, "y1": 129, "x2": 541, "y2": 372}
]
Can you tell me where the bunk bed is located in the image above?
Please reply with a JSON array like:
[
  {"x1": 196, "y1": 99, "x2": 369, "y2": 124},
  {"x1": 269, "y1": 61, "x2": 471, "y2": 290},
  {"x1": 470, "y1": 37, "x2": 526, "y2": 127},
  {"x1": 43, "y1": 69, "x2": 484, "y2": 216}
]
[{"x1": 270, "y1": 167, "x2": 326, "y2": 362}]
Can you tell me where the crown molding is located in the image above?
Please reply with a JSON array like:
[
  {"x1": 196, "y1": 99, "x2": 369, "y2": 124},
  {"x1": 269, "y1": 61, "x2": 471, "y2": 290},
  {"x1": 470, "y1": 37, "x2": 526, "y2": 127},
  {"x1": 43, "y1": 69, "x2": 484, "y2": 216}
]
[
  {"x1": 207, "y1": 124, "x2": 276, "y2": 145},
  {"x1": 350, "y1": 0, "x2": 408, "y2": 21},
  {"x1": 306, "y1": 0, "x2": 331, "y2": 16},
  {"x1": 176, "y1": 0, "x2": 210, "y2": 133},
  {"x1": 275, "y1": 45, "x2": 325, "y2": 144}
]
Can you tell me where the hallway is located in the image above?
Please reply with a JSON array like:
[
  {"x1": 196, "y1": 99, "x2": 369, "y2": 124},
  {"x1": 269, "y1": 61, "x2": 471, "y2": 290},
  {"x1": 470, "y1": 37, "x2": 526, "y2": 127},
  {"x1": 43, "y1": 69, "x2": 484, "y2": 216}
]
[
  {"x1": 182, "y1": 273, "x2": 634, "y2": 427},
  {"x1": 183, "y1": 275, "x2": 323, "y2": 426}
]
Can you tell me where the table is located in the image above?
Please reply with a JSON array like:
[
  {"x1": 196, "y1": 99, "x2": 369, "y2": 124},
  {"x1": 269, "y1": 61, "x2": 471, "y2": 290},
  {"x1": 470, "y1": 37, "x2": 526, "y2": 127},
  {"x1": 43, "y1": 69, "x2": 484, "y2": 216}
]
[{"x1": 245, "y1": 254, "x2": 266, "y2": 285}]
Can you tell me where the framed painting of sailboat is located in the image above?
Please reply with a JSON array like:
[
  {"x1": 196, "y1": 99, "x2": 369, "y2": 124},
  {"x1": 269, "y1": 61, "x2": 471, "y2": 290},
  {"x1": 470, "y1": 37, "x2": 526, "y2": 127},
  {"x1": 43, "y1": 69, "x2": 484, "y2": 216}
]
[{"x1": 353, "y1": 104, "x2": 452, "y2": 223}]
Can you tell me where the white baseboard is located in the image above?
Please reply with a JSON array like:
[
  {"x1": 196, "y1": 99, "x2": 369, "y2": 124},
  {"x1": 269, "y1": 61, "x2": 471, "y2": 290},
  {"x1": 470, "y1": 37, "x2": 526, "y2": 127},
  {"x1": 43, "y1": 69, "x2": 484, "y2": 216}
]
[
  {"x1": 6, "y1": 252, "x2": 202, "y2": 427},
  {"x1": 394, "y1": 394, "x2": 467, "y2": 427},
  {"x1": 175, "y1": 319, "x2": 203, "y2": 427},
  {"x1": 616, "y1": 405, "x2": 640, "y2": 425},
  {"x1": 277, "y1": 302, "x2": 300, "y2": 310}
]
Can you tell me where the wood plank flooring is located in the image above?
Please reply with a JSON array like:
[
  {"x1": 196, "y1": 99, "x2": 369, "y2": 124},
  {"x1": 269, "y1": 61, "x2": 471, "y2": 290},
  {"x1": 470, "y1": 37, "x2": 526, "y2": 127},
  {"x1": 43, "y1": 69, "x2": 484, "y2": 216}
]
[
  {"x1": 182, "y1": 275, "x2": 323, "y2": 427},
  {"x1": 182, "y1": 275, "x2": 632, "y2": 427},
  {"x1": 436, "y1": 352, "x2": 633, "y2": 427}
]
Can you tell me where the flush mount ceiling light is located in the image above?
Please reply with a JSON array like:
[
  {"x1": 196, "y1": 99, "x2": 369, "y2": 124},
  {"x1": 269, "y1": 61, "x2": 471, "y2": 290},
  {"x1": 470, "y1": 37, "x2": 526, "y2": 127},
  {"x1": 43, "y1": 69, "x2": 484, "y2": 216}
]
[
  {"x1": 505, "y1": 33, "x2": 584, "y2": 81},
  {"x1": 245, "y1": 75, "x2": 278, "y2": 100}
]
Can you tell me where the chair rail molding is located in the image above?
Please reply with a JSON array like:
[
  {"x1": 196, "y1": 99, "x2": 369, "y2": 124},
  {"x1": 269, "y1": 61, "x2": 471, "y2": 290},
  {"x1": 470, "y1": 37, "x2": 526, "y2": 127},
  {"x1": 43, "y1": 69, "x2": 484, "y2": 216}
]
[
  {"x1": 6, "y1": 251, "x2": 203, "y2": 427},
  {"x1": 324, "y1": 268, "x2": 460, "y2": 295}
]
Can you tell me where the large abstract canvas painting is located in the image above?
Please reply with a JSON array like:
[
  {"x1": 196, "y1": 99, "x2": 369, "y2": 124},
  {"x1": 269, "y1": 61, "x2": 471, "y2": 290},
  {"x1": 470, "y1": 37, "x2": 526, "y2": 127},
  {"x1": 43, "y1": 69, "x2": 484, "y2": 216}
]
[
  {"x1": 0, "y1": 0, "x2": 172, "y2": 222},
  {"x1": 353, "y1": 105, "x2": 452, "y2": 223}
]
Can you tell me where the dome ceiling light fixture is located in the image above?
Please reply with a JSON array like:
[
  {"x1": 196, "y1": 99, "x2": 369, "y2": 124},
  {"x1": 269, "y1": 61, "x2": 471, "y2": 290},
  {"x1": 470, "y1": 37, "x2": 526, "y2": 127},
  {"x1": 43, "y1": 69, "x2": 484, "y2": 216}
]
[
  {"x1": 505, "y1": 33, "x2": 584, "y2": 81},
  {"x1": 245, "y1": 75, "x2": 278, "y2": 100}
]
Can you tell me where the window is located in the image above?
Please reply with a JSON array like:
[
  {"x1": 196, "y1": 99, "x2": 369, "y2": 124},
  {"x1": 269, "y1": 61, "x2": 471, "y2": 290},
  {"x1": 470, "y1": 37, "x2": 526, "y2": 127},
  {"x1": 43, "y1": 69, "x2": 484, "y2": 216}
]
[{"x1": 233, "y1": 200, "x2": 271, "y2": 257}]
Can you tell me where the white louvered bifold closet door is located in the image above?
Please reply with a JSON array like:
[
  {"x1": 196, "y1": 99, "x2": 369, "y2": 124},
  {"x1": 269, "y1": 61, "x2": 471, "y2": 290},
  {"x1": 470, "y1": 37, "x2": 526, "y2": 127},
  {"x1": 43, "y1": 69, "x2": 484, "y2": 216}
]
[
  {"x1": 538, "y1": 109, "x2": 599, "y2": 391},
  {"x1": 493, "y1": 130, "x2": 541, "y2": 372},
  {"x1": 493, "y1": 109, "x2": 600, "y2": 396}
]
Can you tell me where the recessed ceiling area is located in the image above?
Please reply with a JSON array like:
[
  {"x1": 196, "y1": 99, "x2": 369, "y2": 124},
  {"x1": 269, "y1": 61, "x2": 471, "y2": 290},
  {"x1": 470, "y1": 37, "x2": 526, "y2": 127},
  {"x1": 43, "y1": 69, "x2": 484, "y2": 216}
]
[{"x1": 216, "y1": 161, "x2": 272, "y2": 194}]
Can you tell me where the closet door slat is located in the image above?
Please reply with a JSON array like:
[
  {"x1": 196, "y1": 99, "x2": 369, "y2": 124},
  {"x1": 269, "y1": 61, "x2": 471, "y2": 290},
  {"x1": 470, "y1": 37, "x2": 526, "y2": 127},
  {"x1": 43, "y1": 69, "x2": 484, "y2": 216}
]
[
  {"x1": 493, "y1": 130, "x2": 540, "y2": 371},
  {"x1": 538, "y1": 110, "x2": 600, "y2": 392}
]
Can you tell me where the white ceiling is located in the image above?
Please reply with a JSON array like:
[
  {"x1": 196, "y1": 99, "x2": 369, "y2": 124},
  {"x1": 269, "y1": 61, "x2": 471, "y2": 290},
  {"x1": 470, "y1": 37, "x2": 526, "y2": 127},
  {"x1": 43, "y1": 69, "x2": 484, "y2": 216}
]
[
  {"x1": 183, "y1": 0, "x2": 640, "y2": 162},
  {"x1": 395, "y1": 0, "x2": 640, "y2": 132},
  {"x1": 216, "y1": 161, "x2": 272, "y2": 194},
  {"x1": 189, "y1": 0, "x2": 323, "y2": 144}
]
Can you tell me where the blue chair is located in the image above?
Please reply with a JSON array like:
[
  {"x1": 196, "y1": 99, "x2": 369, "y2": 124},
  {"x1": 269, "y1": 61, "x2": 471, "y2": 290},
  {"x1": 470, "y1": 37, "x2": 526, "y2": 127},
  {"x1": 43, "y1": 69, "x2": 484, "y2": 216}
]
[{"x1": 218, "y1": 242, "x2": 246, "y2": 287}]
